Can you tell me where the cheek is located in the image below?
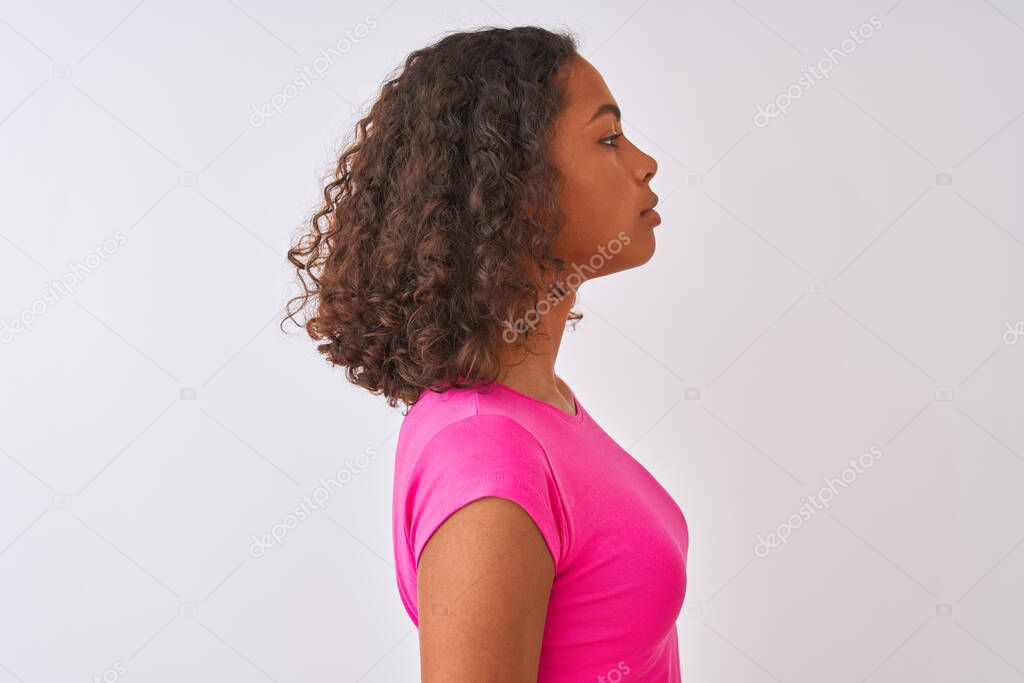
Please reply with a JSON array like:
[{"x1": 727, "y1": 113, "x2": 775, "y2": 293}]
[
  {"x1": 574, "y1": 165, "x2": 624, "y2": 213},
  {"x1": 556, "y1": 172, "x2": 630, "y2": 254}
]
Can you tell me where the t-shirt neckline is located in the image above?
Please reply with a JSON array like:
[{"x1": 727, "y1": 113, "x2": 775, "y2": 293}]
[{"x1": 488, "y1": 380, "x2": 586, "y2": 424}]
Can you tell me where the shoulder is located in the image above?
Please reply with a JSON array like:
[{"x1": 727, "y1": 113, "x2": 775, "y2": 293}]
[
  {"x1": 419, "y1": 412, "x2": 549, "y2": 474},
  {"x1": 400, "y1": 410, "x2": 566, "y2": 572}
]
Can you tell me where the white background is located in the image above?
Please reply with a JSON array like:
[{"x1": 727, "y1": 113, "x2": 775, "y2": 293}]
[{"x1": 2, "y1": 0, "x2": 1023, "y2": 681}]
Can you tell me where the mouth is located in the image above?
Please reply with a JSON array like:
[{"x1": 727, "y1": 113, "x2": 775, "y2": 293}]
[
  {"x1": 640, "y1": 195, "x2": 659, "y2": 215},
  {"x1": 640, "y1": 208, "x2": 661, "y2": 226}
]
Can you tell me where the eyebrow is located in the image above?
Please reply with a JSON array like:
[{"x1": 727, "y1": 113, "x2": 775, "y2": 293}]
[{"x1": 586, "y1": 103, "x2": 621, "y2": 126}]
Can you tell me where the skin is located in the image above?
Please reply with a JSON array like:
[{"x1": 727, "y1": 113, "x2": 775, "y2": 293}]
[{"x1": 418, "y1": 54, "x2": 660, "y2": 680}]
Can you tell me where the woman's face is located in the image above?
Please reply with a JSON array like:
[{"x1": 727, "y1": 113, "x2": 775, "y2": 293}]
[{"x1": 546, "y1": 55, "x2": 660, "y2": 282}]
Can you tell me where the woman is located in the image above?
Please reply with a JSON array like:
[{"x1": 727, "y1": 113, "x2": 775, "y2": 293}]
[{"x1": 285, "y1": 25, "x2": 687, "y2": 681}]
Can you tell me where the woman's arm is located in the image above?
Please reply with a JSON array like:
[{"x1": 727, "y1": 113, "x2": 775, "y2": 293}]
[{"x1": 417, "y1": 496, "x2": 555, "y2": 681}]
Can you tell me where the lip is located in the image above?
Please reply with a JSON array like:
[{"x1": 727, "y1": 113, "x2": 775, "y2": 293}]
[
  {"x1": 641, "y1": 208, "x2": 661, "y2": 226},
  {"x1": 640, "y1": 195, "x2": 659, "y2": 214}
]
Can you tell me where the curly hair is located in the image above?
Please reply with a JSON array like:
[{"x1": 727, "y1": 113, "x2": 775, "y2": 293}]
[{"x1": 283, "y1": 26, "x2": 584, "y2": 409}]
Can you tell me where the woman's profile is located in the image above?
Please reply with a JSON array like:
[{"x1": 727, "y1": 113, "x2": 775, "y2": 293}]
[{"x1": 284, "y1": 25, "x2": 687, "y2": 681}]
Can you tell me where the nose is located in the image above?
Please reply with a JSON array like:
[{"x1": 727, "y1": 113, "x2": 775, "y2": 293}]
[{"x1": 637, "y1": 148, "x2": 657, "y2": 184}]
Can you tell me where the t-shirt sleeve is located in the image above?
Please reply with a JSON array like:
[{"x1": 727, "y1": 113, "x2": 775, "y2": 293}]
[{"x1": 404, "y1": 414, "x2": 564, "y2": 572}]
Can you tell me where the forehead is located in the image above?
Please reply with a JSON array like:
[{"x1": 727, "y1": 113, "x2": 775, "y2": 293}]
[{"x1": 555, "y1": 56, "x2": 616, "y2": 125}]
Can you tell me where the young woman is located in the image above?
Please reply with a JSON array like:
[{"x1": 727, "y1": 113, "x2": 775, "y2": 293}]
[{"x1": 285, "y1": 26, "x2": 687, "y2": 681}]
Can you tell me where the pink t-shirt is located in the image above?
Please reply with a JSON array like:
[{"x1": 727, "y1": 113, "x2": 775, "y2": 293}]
[{"x1": 391, "y1": 381, "x2": 689, "y2": 680}]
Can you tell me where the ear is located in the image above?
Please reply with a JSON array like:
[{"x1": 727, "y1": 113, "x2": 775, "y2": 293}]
[
  {"x1": 515, "y1": 196, "x2": 534, "y2": 223},
  {"x1": 516, "y1": 190, "x2": 560, "y2": 229}
]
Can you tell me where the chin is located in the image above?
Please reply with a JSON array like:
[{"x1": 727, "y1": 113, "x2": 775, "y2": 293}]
[
  {"x1": 627, "y1": 229, "x2": 657, "y2": 267},
  {"x1": 573, "y1": 226, "x2": 657, "y2": 279},
  {"x1": 594, "y1": 242, "x2": 656, "y2": 277},
  {"x1": 634, "y1": 244, "x2": 656, "y2": 267}
]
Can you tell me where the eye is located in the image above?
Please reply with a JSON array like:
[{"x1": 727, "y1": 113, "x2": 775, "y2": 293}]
[{"x1": 600, "y1": 132, "x2": 623, "y2": 147}]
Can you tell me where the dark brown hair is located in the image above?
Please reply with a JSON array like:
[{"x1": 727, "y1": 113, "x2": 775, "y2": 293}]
[{"x1": 283, "y1": 26, "x2": 582, "y2": 409}]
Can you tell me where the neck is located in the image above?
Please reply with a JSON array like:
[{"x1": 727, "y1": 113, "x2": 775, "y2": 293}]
[{"x1": 493, "y1": 283, "x2": 577, "y2": 406}]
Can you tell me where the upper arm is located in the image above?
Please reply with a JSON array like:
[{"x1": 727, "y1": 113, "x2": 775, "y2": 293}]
[{"x1": 417, "y1": 496, "x2": 555, "y2": 682}]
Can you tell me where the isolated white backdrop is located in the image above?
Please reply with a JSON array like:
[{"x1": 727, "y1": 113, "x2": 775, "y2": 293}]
[{"x1": 2, "y1": 0, "x2": 1023, "y2": 681}]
